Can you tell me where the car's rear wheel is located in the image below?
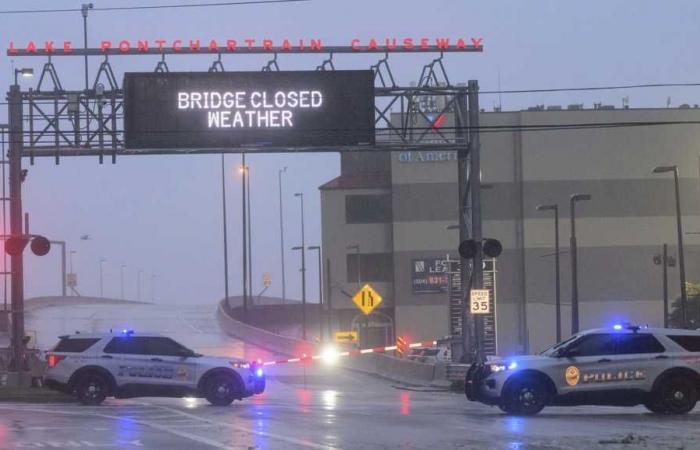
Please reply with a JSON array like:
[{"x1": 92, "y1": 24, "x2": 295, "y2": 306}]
[
  {"x1": 502, "y1": 377, "x2": 548, "y2": 416},
  {"x1": 643, "y1": 401, "x2": 667, "y2": 414},
  {"x1": 204, "y1": 374, "x2": 239, "y2": 406},
  {"x1": 76, "y1": 373, "x2": 108, "y2": 406},
  {"x1": 654, "y1": 376, "x2": 697, "y2": 415}
]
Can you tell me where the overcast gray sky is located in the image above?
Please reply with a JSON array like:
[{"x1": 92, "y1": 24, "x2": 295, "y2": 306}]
[{"x1": 1, "y1": 0, "x2": 699, "y2": 304}]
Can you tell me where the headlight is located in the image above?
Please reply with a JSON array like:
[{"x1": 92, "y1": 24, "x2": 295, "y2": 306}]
[{"x1": 490, "y1": 361, "x2": 518, "y2": 372}]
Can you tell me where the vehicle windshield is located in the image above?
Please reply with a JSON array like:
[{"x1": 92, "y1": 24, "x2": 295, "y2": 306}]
[{"x1": 539, "y1": 334, "x2": 581, "y2": 356}]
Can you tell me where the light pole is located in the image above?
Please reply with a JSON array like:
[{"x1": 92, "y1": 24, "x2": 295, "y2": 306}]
[
  {"x1": 69, "y1": 250, "x2": 77, "y2": 296},
  {"x1": 245, "y1": 165, "x2": 253, "y2": 306},
  {"x1": 81, "y1": 3, "x2": 93, "y2": 91},
  {"x1": 120, "y1": 264, "x2": 126, "y2": 300},
  {"x1": 294, "y1": 192, "x2": 307, "y2": 340},
  {"x1": 653, "y1": 165, "x2": 688, "y2": 328},
  {"x1": 49, "y1": 240, "x2": 67, "y2": 297},
  {"x1": 137, "y1": 269, "x2": 143, "y2": 302},
  {"x1": 278, "y1": 167, "x2": 288, "y2": 304},
  {"x1": 99, "y1": 257, "x2": 106, "y2": 298},
  {"x1": 346, "y1": 244, "x2": 361, "y2": 288},
  {"x1": 151, "y1": 273, "x2": 156, "y2": 304},
  {"x1": 570, "y1": 193, "x2": 591, "y2": 334},
  {"x1": 537, "y1": 204, "x2": 561, "y2": 342},
  {"x1": 13, "y1": 68, "x2": 33, "y2": 85},
  {"x1": 241, "y1": 154, "x2": 248, "y2": 319},
  {"x1": 309, "y1": 245, "x2": 323, "y2": 342},
  {"x1": 221, "y1": 154, "x2": 230, "y2": 305}
]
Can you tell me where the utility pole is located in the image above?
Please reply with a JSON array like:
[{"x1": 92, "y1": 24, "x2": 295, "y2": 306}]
[
  {"x1": 294, "y1": 193, "x2": 307, "y2": 340},
  {"x1": 8, "y1": 83, "x2": 25, "y2": 373},
  {"x1": 468, "y1": 80, "x2": 484, "y2": 360},
  {"x1": 246, "y1": 165, "x2": 253, "y2": 306},
  {"x1": 662, "y1": 244, "x2": 669, "y2": 328},
  {"x1": 325, "y1": 258, "x2": 333, "y2": 340},
  {"x1": 120, "y1": 264, "x2": 126, "y2": 300}
]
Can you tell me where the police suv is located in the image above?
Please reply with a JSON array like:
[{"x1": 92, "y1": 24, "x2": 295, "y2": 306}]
[
  {"x1": 44, "y1": 330, "x2": 265, "y2": 406},
  {"x1": 465, "y1": 325, "x2": 700, "y2": 415}
]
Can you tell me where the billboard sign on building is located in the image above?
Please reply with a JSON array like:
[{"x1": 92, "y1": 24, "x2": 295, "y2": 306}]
[
  {"x1": 123, "y1": 71, "x2": 375, "y2": 149},
  {"x1": 411, "y1": 258, "x2": 449, "y2": 294}
]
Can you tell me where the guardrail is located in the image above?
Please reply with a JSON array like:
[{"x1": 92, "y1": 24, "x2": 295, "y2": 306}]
[{"x1": 446, "y1": 363, "x2": 470, "y2": 382}]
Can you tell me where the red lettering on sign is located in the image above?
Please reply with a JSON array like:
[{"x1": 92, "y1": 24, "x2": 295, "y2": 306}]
[
  {"x1": 456, "y1": 38, "x2": 466, "y2": 49},
  {"x1": 282, "y1": 39, "x2": 292, "y2": 51},
  {"x1": 436, "y1": 37, "x2": 450, "y2": 49},
  {"x1": 262, "y1": 39, "x2": 273, "y2": 50},
  {"x1": 368, "y1": 38, "x2": 378, "y2": 50},
  {"x1": 118, "y1": 40, "x2": 130, "y2": 53},
  {"x1": 351, "y1": 38, "x2": 361, "y2": 50},
  {"x1": 100, "y1": 40, "x2": 111, "y2": 52},
  {"x1": 403, "y1": 38, "x2": 414, "y2": 49},
  {"x1": 173, "y1": 40, "x2": 182, "y2": 52},
  {"x1": 7, "y1": 41, "x2": 18, "y2": 55},
  {"x1": 208, "y1": 39, "x2": 218, "y2": 51},
  {"x1": 26, "y1": 41, "x2": 37, "y2": 53},
  {"x1": 137, "y1": 40, "x2": 149, "y2": 52},
  {"x1": 63, "y1": 41, "x2": 72, "y2": 54},
  {"x1": 471, "y1": 37, "x2": 483, "y2": 49},
  {"x1": 384, "y1": 38, "x2": 397, "y2": 50},
  {"x1": 244, "y1": 38, "x2": 255, "y2": 49},
  {"x1": 310, "y1": 39, "x2": 322, "y2": 50},
  {"x1": 420, "y1": 37, "x2": 429, "y2": 49},
  {"x1": 155, "y1": 39, "x2": 166, "y2": 51},
  {"x1": 226, "y1": 39, "x2": 237, "y2": 51},
  {"x1": 44, "y1": 41, "x2": 55, "y2": 53},
  {"x1": 189, "y1": 39, "x2": 201, "y2": 51}
]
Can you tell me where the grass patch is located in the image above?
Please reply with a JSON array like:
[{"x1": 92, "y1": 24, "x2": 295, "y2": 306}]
[{"x1": 0, "y1": 386, "x2": 75, "y2": 403}]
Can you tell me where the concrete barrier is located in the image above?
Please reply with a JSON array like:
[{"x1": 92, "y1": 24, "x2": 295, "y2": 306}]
[
  {"x1": 216, "y1": 301, "x2": 448, "y2": 386},
  {"x1": 216, "y1": 301, "x2": 316, "y2": 357}
]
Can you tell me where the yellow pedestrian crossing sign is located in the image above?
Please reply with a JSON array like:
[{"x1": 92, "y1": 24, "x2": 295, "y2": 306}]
[{"x1": 352, "y1": 284, "x2": 382, "y2": 315}]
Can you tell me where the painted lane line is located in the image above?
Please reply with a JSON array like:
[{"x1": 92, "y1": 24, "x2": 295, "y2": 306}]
[
  {"x1": 153, "y1": 404, "x2": 342, "y2": 450},
  {"x1": 0, "y1": 405, "x2": 239, "y2": 450}
]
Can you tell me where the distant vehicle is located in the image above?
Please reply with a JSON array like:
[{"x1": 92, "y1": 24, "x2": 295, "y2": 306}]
[
  {"x1": 465, "y1": 325, "x2": 700, "y2": 415},
  {"x1": 44, "y1": 330, "x2": 265, "y2": 406},
  {"x1": 406, "y1": 346, "x2": 451, "y2": 364}
]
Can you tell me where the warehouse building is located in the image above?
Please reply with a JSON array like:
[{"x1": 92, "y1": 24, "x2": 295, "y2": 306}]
[{"x1": 320, "y1": 104, "x2": 700, "y2": 355}]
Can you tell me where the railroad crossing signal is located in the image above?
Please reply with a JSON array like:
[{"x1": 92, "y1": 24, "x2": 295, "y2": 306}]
[{"x1": 352, "y1": 284, "x2": 382, "y2": 315}]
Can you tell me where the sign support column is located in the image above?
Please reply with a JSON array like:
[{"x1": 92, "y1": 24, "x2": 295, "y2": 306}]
[
  {"x1": 8, "y1": 85, "x2": 25, "y2": 374},
  {"x1": 467, "y1": 80, "x2": 483, "y2": 361}
]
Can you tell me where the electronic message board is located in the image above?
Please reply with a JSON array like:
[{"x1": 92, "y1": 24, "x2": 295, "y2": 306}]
[{"x1": 123, "y1": 71, "x2": 375, "y2": 149}]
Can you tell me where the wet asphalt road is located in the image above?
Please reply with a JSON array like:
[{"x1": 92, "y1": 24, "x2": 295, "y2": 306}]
[{"x1": 0, "y1": 302, "x2": 697, "y2": 450}]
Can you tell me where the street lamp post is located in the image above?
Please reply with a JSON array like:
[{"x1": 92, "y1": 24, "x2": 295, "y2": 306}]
[
  {"x1": 309, "y1": 245, "x2": 323, "y2": 342},
  {"x1": 278, "y1": 167, "x2": 288, "y2": 304},
  {"x1": 241, "y1": 154, "x2": 248, "y2": 319},
  {"x1": 99, "y1": 258, "x2": 106, "y2": 298},
  {"x1": 294, "y1": 192, "x2": 307, "y2": 340},
  {"x1": 13, "y1": 68, "x2": 33, "y2": 85},
  {"x1": 246, "y1": 165, "x2": 253, "y2": 306},
  {"x1": 570, "y1": 193, "x2": 591, "y2": 334},
  {"x1": 536, "y1": 204, "x2": 561, "y2": 342},
  {"x1": 221, "y1": 154, "x2": 230, "y2": 306},
  {"x1": 653, "y1": 165, "x2": 688, "y2": 328},
  {"x1": 137, "y1": 269, "x2": 143, "y2": 302},
  {"x1": 120, "y1": 264, "x2": 126, "y2": 300}
]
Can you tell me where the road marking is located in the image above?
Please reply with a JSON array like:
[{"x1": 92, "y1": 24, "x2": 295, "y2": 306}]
[{"x1": 153, "y1": 404, "x2": 341, "y2": 450}]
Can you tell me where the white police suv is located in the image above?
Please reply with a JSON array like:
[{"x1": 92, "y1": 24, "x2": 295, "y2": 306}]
[
  {"x1": 44, "y1": 330, "x2": 265, "y2": 406},
  {"x1": 465, "y1": 325, "x2": 700, "y2": 415}
]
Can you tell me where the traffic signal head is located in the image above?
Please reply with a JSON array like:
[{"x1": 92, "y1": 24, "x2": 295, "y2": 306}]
[
  {"x1": 5, "y1": 236, "x2": 29, "y2": 256},
  {"x1": 482, "y1": 239, "x2": 503, "y2": 258},
  {"x1": 30, "y1": 236, "x2": 51, "y2": 256},
  {"x1": 458, "y1": 239, "x2": 477, "y2": 259}
]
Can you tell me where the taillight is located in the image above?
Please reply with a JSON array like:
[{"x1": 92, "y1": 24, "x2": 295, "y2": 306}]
[{"x1": 47, "y1": 354, "x2": 67, "y2": 368}]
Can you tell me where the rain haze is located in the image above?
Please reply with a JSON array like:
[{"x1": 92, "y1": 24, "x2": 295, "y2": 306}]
[{"x1": 2, "y1": 0, "x2": 699, "y2": 304}]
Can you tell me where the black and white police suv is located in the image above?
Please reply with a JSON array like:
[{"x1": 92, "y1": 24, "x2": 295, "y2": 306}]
[
  {"x1": 465, "y1": 324, "x2": 700, "y2": 415},
  {"x1": 44, "y1": 330, "x2": 265, "y2": 406}
]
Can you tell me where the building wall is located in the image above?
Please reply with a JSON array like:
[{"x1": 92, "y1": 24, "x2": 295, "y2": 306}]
[{"x1": 321, "y1": 106, "x2": 700, "y2": 354}]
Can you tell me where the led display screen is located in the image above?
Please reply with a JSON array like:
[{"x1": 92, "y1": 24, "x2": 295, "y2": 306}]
[{"x1": 123, "y1": 70, "x2": 375, "y2": 149}]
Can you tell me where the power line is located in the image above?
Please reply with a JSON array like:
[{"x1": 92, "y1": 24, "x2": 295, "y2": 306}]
[
  {"x1": 480, "y1": 82, "x2": 700, "y2": 95},
  {"x1": 0, "y1": 0, "x2": 309, "y2": 15}
]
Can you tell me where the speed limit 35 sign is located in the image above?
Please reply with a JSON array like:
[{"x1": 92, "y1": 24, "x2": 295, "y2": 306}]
[{"x1": 470, "y1": 289, "x2": 490, "y2": 314}]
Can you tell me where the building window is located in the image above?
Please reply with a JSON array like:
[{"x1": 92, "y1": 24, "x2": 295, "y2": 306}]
[
  {"x1": 345, "y1": 194, "x2": 392, "y2": 224},
  {"x1": 347, "y1": 253, "x2": 393, "y2": 282}
]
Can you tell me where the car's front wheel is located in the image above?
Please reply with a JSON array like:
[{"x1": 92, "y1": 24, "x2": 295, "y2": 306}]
[
  {"x1": 204, "y1": 374, "x2": 239, "y2": 406},
  {"x1": 502, "y1": 377, "x2": 548, "y2": 416},
  {"x1": 76, "y1": 373, "x2": 108, "y2": 406},
  {"x1": 654, "y1": 376, "x2": 697, "y2": 415}
]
